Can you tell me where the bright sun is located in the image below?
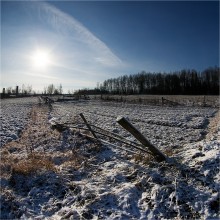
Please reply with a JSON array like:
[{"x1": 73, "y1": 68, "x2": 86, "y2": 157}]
[{"x1": 31, "y1": 49, "x2": 51, "y2": 69}]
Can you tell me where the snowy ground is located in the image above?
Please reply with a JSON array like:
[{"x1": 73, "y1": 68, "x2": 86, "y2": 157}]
[
  {"x1": 0, "y1": 98, "x2": 37, "y2": 147},
  {"x1": 50, "y1": 101, "x2": 217, "y2": 149},
  {"x1": 0, "y1": 97, "x2": 219, "y2": 219}
]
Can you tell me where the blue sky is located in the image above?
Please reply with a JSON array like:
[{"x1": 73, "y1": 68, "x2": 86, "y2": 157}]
[{"x1": 1, "y1": 1, "x2": 219, "y2": 93}]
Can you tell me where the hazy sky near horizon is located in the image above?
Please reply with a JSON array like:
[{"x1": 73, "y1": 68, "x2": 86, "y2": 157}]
[{"x1": 1, "y1": 1, "x2": 219, "y2": 92}]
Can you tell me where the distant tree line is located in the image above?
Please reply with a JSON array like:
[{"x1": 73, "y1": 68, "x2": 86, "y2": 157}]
[
  {"x1": 97, "y1": 67, "x2": 219, "y2": 95},
  {"x1": 73, "y1": 88, "x2": 102, "y2": 95},
  {"x1": 4, "y1": 84, "x2": 33, "y2": 95},
  {"x1": 1, "y1": 83, "x2": 63, "y2": 97},
  {"x1": 43, "y1": 84, "x2": 63, "y2": 95}
]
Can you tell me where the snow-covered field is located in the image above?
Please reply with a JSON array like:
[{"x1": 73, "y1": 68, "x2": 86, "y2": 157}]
[
  {"x1": 0, "y1": 98, "x2": 38, "y2": 147},
  {"x1": 51, "y1": 101, "x2": 217, "y2": 146},
  {"x1": 1, "y1": 97, "x2": 219, "y2": 219}
]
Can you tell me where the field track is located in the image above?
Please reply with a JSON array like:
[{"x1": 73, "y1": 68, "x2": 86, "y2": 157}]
[{"x1": 0, "y1": 97, "x2": 219, "y2": 219}]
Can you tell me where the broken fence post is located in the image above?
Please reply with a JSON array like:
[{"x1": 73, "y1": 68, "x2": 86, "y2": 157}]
[
  {"x1": 79, "y1": 113, "x2": 98, "y2": 139},
  {"x1": 116, "y1": 116, "x2": 167, "y2": 162},
  {"x1": 162, "y1": 97, "x2": 164, "y2": 106}
]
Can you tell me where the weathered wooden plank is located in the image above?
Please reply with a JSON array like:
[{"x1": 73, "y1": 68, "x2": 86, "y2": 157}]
[
  {"x1": 70, "y1": 127, "x2": 141, "y2": 155},
  {"x1": 62, "y1": 122, "x2": 152, "y2": 154},
  {"x1": 116, "y1": 116, "x2": 167, "y2": 162},
  {"x1": 79, "y1": 113, "x2": 98, "y2": 139}
]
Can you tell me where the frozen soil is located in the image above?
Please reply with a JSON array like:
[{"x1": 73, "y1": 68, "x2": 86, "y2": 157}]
[
  {"x1": 0, "y1": 98, "x2": 219, "y2": 219},
  {"x1": 50, "y1": 101, "x2": 217, "y2": 149},
  {"x1": 0, "y1": 98, "x2": 37, "y2": 147}
]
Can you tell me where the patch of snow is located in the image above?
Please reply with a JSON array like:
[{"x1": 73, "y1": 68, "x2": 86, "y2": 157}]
[{"x1": 1, "y1": 99, "x2": 219, "y2": 219}]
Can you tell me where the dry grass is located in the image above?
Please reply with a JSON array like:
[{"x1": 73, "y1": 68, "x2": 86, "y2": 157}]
[
  {"x1": 0, "y1": 104, "x2": 97, "y2": 180},
  {"x1": 11, "y1": 153, "x2": 56, "y2": 175},
  {"x1": 50, "y1": 149, "x2": 87, "y2": 170},
  {"x1": 1, "y1": 150, "x2": 56, "y2": 177},
  {"x1": 206, "y1": 110, "x2": 220, "y2": 141},
  {"x1": 1, "y1": 106, "x2": 55, "y2": 178},
  {"x1": 132, "y1": 152, "x2": 154, "y2": 164},
  {"x1": 163, "y1": 147, "x2": 175, "y2": 157},
  {"x1": 1, "y1": 101, "x2": 182, "y2": 180},
  {"x1": 131, "y1": 145, "x2": 175, "y2": 165}
]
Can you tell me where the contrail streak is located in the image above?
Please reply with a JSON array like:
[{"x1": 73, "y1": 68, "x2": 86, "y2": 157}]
[{"x1": 35, "y1": 2, "x2": 122, "y2": 67}]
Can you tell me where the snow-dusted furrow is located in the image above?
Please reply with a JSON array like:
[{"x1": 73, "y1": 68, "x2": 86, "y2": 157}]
[
  {"x1": 0, "y1": 98, "x2": 37, "y2": 146},
  {"x1": 1, "y1": 99, "x2": 219, "y2": 219},
  {"x1": 50, "y1": 101, "x2": 217, "y2": 149}
]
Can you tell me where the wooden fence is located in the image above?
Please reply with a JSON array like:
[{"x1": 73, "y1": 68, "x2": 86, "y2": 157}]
[{"x1": 51, "y1": 113, "x2": 167, "y2": 162}]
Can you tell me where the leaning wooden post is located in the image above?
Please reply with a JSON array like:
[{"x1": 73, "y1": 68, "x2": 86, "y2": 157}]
[
  {"x1": 117, "y1": 116, "x2": 167, "y2": 162},
  {"x1": 203, "y1": 96, "x2": 206, "y2": 107},
  {"x1": 2, "y1": 88, "x2": 5, "y2": 98},
  {"x1": 79, "y1": 113, "x2": 98, "y2": 139},
  {"x1": 16, "y1": 86, "x2": 19, "y2": 97},
  {"x1": 162, "y1": 97, "x2": 164, "y2": 106}
]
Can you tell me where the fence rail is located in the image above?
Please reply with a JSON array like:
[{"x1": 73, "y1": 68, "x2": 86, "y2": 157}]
[{"x1": 51, "y1": 113, "x2": 167, "y2": 162}]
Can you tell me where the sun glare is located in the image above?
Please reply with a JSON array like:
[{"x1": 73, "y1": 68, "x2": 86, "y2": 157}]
[{"x1": 31, "y1": 49, "x2": 51, "y2": 69}]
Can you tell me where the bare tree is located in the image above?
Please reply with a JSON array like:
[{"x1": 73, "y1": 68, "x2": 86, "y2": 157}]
[
  {"x1": 59, "y1": 84, "x2": 63, "y2": 94},
  {"x1": 47, "y1": 84, "x2": 55, "y2": 95},
  {"x1": 6, "y1": 87, "x2": 12, "y2": 94},
  {"x1": 21, "y1": 84, "x2": 32, "y2": 94}
]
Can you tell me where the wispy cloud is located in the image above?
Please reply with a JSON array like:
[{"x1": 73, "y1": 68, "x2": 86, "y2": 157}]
[
  {"x1": 26, "y1": 72, "x2": 59, "y2": 80},
  {"x1": 1, "y1": 1, "x2": 127, "y2": 92},
  {"x1": 34, "y1": 2, "x2": 122, "y2": 67}
]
